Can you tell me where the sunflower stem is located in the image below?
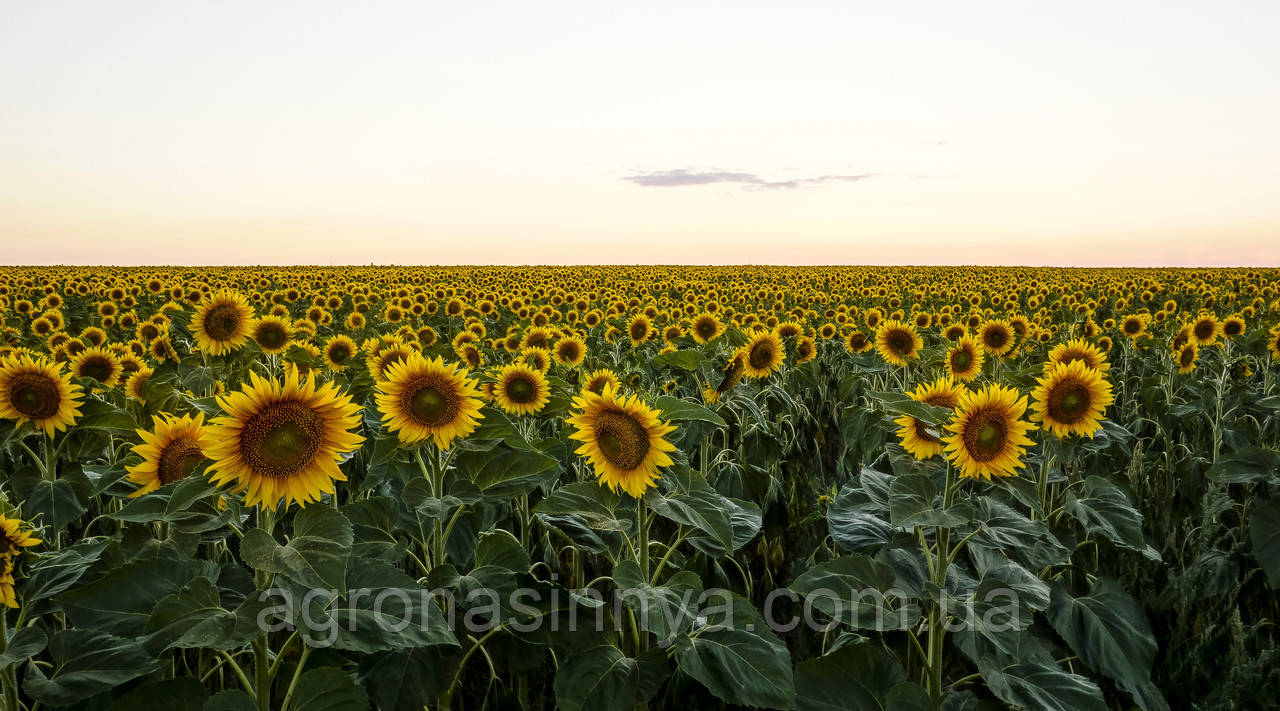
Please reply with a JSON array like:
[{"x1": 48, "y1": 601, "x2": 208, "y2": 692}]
[{"x1": 636, "y1": 497, "x2": 650, "y2": 654}]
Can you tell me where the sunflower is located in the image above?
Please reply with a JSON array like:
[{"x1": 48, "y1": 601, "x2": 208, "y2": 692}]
[
  {"x1": 1119, "y1": 314, "x2": 1147, "y2": 340},
  {"x1": 1044, "y1": 338, "x2": 1110, "y2": 373},
  {"x1": 627, "y1": 315, "x2": 653, "y2": 345},
  {"x1": 941, "y1": 384, "x2": 1035, "y2": 480},
  {"x1": 553, "y1": 335, "x2": 587, "y2": 368},
  {"x1": 250, "y1": 315, "x2": 294, "y2": 355},
  {"x1": 370, "y1": 342, "x2": 417, "y2": 380},
  {"x1": 1030, "y1": 360, "x2": 1114, "y2": 438},
  {"x1": 201, "y1": 371, "x2": 363, "y2": 510},
  {"x1": 568, "y1": 385, "x2": 677, "y2": 497},
  {"x1": 126, "y1": 412, "x2": 208, "y2": 497},
  {"x1": 1269, "y1": 325, "x2": 1280, "y2": 362},
  {"x1": 70, "y1": 346, "x2": 123, "y2": 387},
  {"x1": 1221, "y1": 314, "x2": 1245, "y2": 339},
  {"x1": 0, "y1": 355, "x2": 83, "y2": 435},
  {"x1": 1191, "y1": 314, "x2": 1220, "y2": 346},
  {"x1": 795, "y1": 336, "x2": 817, "y2": 364},
  {"x1": 979, "y1": 320, "x2": 1016, "y2": 357},
  {"x1": 894, "y1": 376, "x2": 966, "y2": 459},
  {"x1": 1175, "y1": 342, "x2": 1199, "y2": 374},
  {"x1": 945, "y1": 335, "x2": 984, "y2": 381},
  {"x1": 493, "y1": 363, "x2": 551, "y2": 416},
  {"x1": 845, "y1": 330, "x2": 872, "y2": 353},
  {"x1": 376, "y1": 355, "x2": 484, "y2": 448},
  {"x1": 518, "y1": 347, "x2": 552, "y2": 373},
  {"x1": 582, "y1": 368, "x2": 621, "y2": 395},
  {"x1": 875, "y1": 321, "x2": 922, "y2": 366},
  {"x1": 323, "y1": 335, "x2": 358, "y2": 372},
  {"x1": 0, "y1": 516, "x2": 42, "y2": 608},
  {"x1": 125, "y1": 366, "x2": 154, "y2": 402},
  {"x1": 192, "y1": 290, "x2": 254, "y2": 356},
  {"x1": 739, "y1": 331, "x2": 784, "y2": 378}
]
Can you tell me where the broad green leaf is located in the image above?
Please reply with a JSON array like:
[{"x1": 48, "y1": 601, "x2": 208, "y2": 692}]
[
  {"x1": 656, "y1": 395, "x2": 726, "y2": 426},
  {"x1": 554, "y1": 645, "x2": 641, "y2": 711},
  {"x1": 0, "y1": 626, "x2": 47, "y2": 668},
  {"x1": 1249, "y1": 498, "x2": 1280, "y2": 588},
  {"x1": 23, "y1": 630, "x2": 162, "y2": 706},
  {"x1": 1206, "y1": 447, "x2": 1280, "y2": 484},
  {"x1": 790, "y1": 555, "x2": 919, "y2": 631},
  {"x1": 534, "y1": 482, "x2": 624, "y2": 529},
  {"x1": 795, "y1": 642, "x2": 923, "y2": 711},
  {"x1": 1064, "y1": 476, "x2": 1146, "y2": 552},
  {"x1": 976, "y1": 655, "x2": 1107, "y2": 711},
  {"x1": 289, "y1": 667, "x2": 370, "y2": 711},
  {"x1": 21, "y1": 538, "x2": 111, "y2": 602},
  {"x1": 456, "y1": 446, "x2": 559, "y2": 496},
  {"x1": 359, "y1": 646, "x2": 459, "y2": 711},
  {"x1": 474, "y1": 529, "x2": 531, "y2": 572},
  {"x1": 329, "y1": 586, "x2": 459, "y2": 653},
  {"x1": 142, "y1": 576, "x2": 237, "y2": 654},
  {"x1": 651, "y1": 349, "x2": 706, "y2": 372},
  {"x1": 827, "y1": 481, "x2": 892, "y2": 552},
  {"x1": 869, "y1": 391, "x2": 952, "y2": 426},
  {"x1": 240, "y1": 506, "x2": 353, "y2": 594},
  {"x1": 674, "y1": 627, "x2": 795, "y2": 709},
  {"x1": 110, "y1": 474, "x2": 221, "y2": 523},
  {"x1": 613, "y1": 560, "x2": 703, "y2": 643},
  {"x1": 58, "y1": 558, "x2": 218, "y2": 636},
  {"x1": 109, "y1": 678, "x2": 207, "y2": 711},
  {"x1": 203, "y1": 690, "x2": 257, "y2": 711},
  {"x1": 74, "y1": 399, "x2": 139, "y2": 433},
  {"x1": 646, "y1": 486, "x2": 735, "y2": 557},
  {"x1": 22, "y1": 478, "x2": 85, "y2": 530},
  {"x1": 889, "y1": 472, "x2": 967, "y2": 529}
]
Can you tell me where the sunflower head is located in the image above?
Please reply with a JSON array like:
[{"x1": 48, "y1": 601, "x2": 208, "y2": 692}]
[
  {"x1": 875, "y1": 321, "x2": 922, "y2": 366},
  {"x1": 1191, "y1": 315, "x2": 1220, "y2": 345},
  {"x1": 945, "y1": 335, "x2": 985, "y2": 381},
  {"x1": 1175, "y1": 342, "x2": 1199, "y2": 373},
  {"x1": 583, "y1": 369, "x2": 621, "y2": 396},
  {"x1": 1046, "y1": 338, "x2": 1110, "y2": 373},
  {"x1": 518, "y1": 347, "x2": 552, "y2": 373},
  {"x1": 250, "y1": 315, "x2": 294, "y2": 355},
  {"x1": 1030, "y1": 360, "x2": 1114, "y2": 438},
  {"x1": 0, "y1": 355, "x2": 83, "y2": 435},
  {"x1": 493, "y1": 363, "x2": 551, "y2": 416},
  {"x1": 192, "y1": 290, "x2": 255, "y2": 356},
  {"x1": 323, "y1": 335, "x2": 358, "y2": 372},
  {"x1": 553, "y1": 336, "x2": 587, "y2": 367},
  {"x1": 979, "y1": 320, "x2": 1015, "y2": 356},
  {"x1": 127, "y1": 412, "x2": 208, "y2": 497},
  {"x1": 941, "y1": 384, "x2": 1035, "y2": 480},
  {"x1": 0, "y1": 516, "x2": 42, "y2": 608},
  {"x1": 375, "y1": 355, "x2": 485, "y2": 448},
  {"x1": 739, "y1": 332, "x2": 784, "y2": 378},
  {"x1": 70, "y1": 346, "x2": 123, "y2": 388},
  {"x1": 894, "y1": 376, "x2": 967, "y2": 460},
  {"x1": 567, "y1": 385, "x2": 677, "y2": 498},
  {"x1": 201, "y1": 371, "x2": 363, "y2": 510},
  {"x1": 795, "y1": 336, "x2": 817, "y2": 364},
  {"x1": 846, "y1": 330, "x2": 872, "y2": 353},
  {"x1": 125, "y1": 366, "x2": 155, "y2": 402}
]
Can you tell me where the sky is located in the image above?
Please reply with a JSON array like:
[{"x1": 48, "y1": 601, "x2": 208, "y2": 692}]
[{"x1": 2, "y1": 0, "x2": 1278, "y2": 266}]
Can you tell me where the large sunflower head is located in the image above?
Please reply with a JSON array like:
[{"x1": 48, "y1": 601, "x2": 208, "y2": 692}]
[
  {"x1": 875, "y1": 320, "x2": 922, "y2": 367},
  {"x1": 375, "y1": 355, "x2": 484, "y2": 448},
  {"x1": 627, "y1": 315, "x2": 652, "y2": 345},
  {"x1": 567, "y1": 385, "x2": 677, "y2": 498},
  {"x1": 582, "y1": 368, "x2": 621, "y2": 396},
  {"x1": 70, "y1": 346, "x2": 123, "y2": 388},
  {"x1": 1269, "y1": 326, "x2": 1280, "y2": 362},
  {"x1": 0, "y1": 355, "x2": 83, "y2": 435},
  {"x1": 894, "y1": 376, "x2": 967, "y2": 460},
  {"x1": 553, "y1": 336, "x2": 587, "y2": 368},
  {"x1": 201, "y1": 371, "x2": 364, "y2": 510},
  {"x1": 1030, "y1": 360, "x2": 1114, "y2": 438},
  {"x1": 493, "y1": 362, "x2": 551, "y2": 416},
  {"x1": 738, "y1": 331, "x2": 784, "y2": 378},
  {"x1": 126, "y1": 412, "x2": 208, "y2": 497},
  {"x1": 1045, "y1": 338, "x2": 1110, "y2": 373},
  {"x1": 979, "y1": 320, "x2": 1015, "y2": 356},
  {"x1": 518, "y1": 347, "x2": 552, "y2": 373},
  {"x1": 941, "y1": 384, "x2": 1035, "y2": 480},
  {"x1": 192, "y1": 290, "x2": 255, "y2": 356},
  {"x1": 1191, "y1": 315, "x2": 1220, "y2": 346},
  {"x1": 846, "y1": 330, "x2": 872, "y2": 353},
  {"x1": 323, "y1": 335, "x2": 358, "y2": 372},
  {"x1": 250, "y1": 315, "x2": 294, "y2": 355},
  {"x1": 1221, "y1": 314, "x2": 1246, "y2": 339},
  {"x1": 945, "y1": 335, "x2": 985, "y2": 381}
]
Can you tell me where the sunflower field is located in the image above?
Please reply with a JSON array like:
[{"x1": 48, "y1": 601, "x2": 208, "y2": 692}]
[{"x1": 0, "y1": 265, "x2": 1278, "y2": 711}]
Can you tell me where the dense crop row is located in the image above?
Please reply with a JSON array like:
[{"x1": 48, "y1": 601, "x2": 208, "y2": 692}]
[{"x1": 0, "y1": 266, "x2": 1278, "y2": 710}]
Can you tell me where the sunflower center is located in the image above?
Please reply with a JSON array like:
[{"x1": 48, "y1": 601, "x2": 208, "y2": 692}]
[
  {"x1": 1194, "y1": 322, "x2": 1213, "y2": 339},
  {"x1": 257, "y1": 326, "x2": 287, "y2": 350},
  {"x1": 594, "y1": 410, "x2": 650, "y2": 471},
  {"x1": 205, "y1": 304, "x2": 243, "y2": 341},
  {"x1": 78, "y1": 356, "x2": 114, "y2": 383},
  {"x1": 986, "y1": 330, "x2": 1007, "y2": 348},
  {"x1": 1180, "y1": 347, "x2": 1195, "y2": 367},
  {"x1": 888, "y1": 334, "x2": 909, "y2": 353},
  {"x1": 240, "y1": 401, "x2": 323, "y2": 478},
  {"x1": 963, "y1": 410, "x2": 1008, "y2": 462},
  {"x1": 404, "y1": 377, "x2": 460, "y2": 427},
  {"x1": 328, "y1": 345, "x2": 351, "y2": 363},
  {"x1": 630, "y1": 323, "x2": 647, "y2": 340},
  {"x1": 158, "y1": 436, "x2": 204, "y2": 484},
  {"x1": 1047, "y1": 382, "x2": 1091, "y2": 424},
  {"x1": 749, "y1": 343, "x2": 775, "y2": 370},
  {"x1": 506, "y1": 376, "x2": 535, "y2": 403},
  {"x1": 951, "y1": 350, "x2": 972, "y2": 372},
  {"x1": 560, "y1": 344, "x2": 580, "y2": 361},
  {"x1": 8, "y1": 373, "x2": 61, "y2": 420},
  {"x1": 912, "y1": 419, "x2": 939, "y2": 443}
]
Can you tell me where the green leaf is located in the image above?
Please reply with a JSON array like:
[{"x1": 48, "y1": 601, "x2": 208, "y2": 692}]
[
  {"x1": 889, "y1": 472, "x2": 967, "y2": 529},
  {"x1": 646, "y1": 486, "x2": 735, "y2": 557},
  {"x1": 869, "y1": 391, "x2": 952, "y2": 426},
  {"x1": 554, "y1": 645, "x2": 642, "y2": 711},
  {"x1": 74, "y1": 399, "x2": 140, "y2": 433},
  {"x1": 1064, "y1": 476, "x2": 1146, "y2": 552},
  {"x1": 328, "y1": 586, "x2": 459, "y2": 653},
  {"x1": 22, "y1": 478, "x2": 86, "y2": 530},
  {"x1": 827, "y1": 480, "x2": 892, "y2": 552},
  {"x1": 23, "y1": 630, "x2": 162, "y2": 706},
  {"x1": 203, "y1": 690, "x2": 257, "y2": 711},
  {"x1": 21, "y1": 539, "x2": 111, "y2": 602},
  {"x1": 674, "y1": 627, "x2": 795, "y2": 709},
  {"x1": 651, "y1": 349, "x2": 706, "y2": 372},
  {"x1": 109, "y1": 678, "x2": 207, "y2": 711},
  {"x1": 790, "y1": 555, "x2": 920, "y2": 631},
  {"x1": 534, "y1": 482, "x2": 624, "y2": 529},
  {"x1": 58, "y1": 558, "x2": 218, "y2": 636},
  {"x1": 289, "y1": 667, "x2": 371, "y2": 711},
  {"x1": 655, "y1": 395, "x2": 726, "y2": 427},
  {"x1": 474, "y1": 529, "x2": 531, "y2": 572},
  {"x1": 111, "y1": 474, "x2": 221, "y2": 523},
  {"x1": 456, "y1": 446, "x2": 559, "y2": 496},
  {"x1": 142, "y1": 576, "x2": 238, "y2": 654},
  {"x1": 240, "y1": 506, "x2": 353, "y2": 594},
  {"x1": 0, "y1": 626, "x2": 47, "y2": 668},
  {"x1": 1249, "y1": 498, "x2": 1280, "y2": 588},
  {"x1": 976, "y1": 655, "x2": 1107, "y2": 711},
  {"x1": 613, "y1": 560, "x2": 702, "y2": 643},
  {"x1": 795, "y1": 642, "x2": 921, "y2": 711},
  {"x1": 358, "y1": 646, "x2": 458, "y2": 711},
  {"x1": 1206, "y1": 447, "x2": 1280, "y2": 484}
]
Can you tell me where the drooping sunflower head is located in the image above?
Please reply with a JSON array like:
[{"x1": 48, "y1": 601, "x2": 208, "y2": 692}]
[
  {"x1": 875, "y1": 321, "x2": 922, "y2": 367},
  {"x1": 1030, "y1": 360, "x2": 1114, "y2": 438},
  {"x1": 979, "y1": 320, "x2": 1015, "y2": 356},
  {"x1": 201, "y1": 371, "x2": 364, "y2": 510},
  {"x1": 192, "y1": 290, "x2": 255, "y2": 356},
  {"x1": 582, "y1": 368, "x2": 621, "y2": 396},
  {"x1": 70, "y1": 346, "x2": 123, "y2": 388},
  {"x1": 894, "y1": 376, "x2": 967, "y2": 460},
  {"x1": 553, "y1": 336, "x2": 587, "y2": 368},
  {"x1": 739, "y1": 331, "x2": 785, "y2": 378},
  {"x1": 941, "y1": 384, "x2": 1035, "y2": 480},
  {"x1": 250, "y1": 315, "x2": 294, "y2": 355},
  {"x1": 126, "y1": 412, "x2": 208, "y2": 497},
  {"x1": 375, "y1": 355, "x2": 484, "y2": 448},
  {"x1": 0, "y1": 355, "x2": 83, "y2": 435},
  {"x1": 945, "y1": 335, "x2": 984, "y2": 381},
  {"x1": 323, "y1": 335, "x2": 358, "y2": 372},
  {"x1": 493, "y1": 362, "x2": 551, "y2": 416},
  {"x1": 567, "y1": 385, "x2": 677, "y2": 498},
  {"x1": 1045, "y1": 338, "x2": 1110, "y2": 373}
]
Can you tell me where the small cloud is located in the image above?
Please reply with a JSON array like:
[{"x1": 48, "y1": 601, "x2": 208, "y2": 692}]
[{"x1": 623, "y1": 168, "x2": 874, "y2": 190}]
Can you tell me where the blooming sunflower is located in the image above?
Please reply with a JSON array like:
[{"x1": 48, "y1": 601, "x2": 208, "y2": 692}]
[
  {"x1": 875, "y1": 321, "x2": 922, "y2": 367},
  {"x1": 1030, "y1": 360, "x2": 1114, "y2": 438},
  {"x1": 795, "y1": 336, "x2": 817, "y2": 364},
  {"x1": 1269, "y1": 325, "x2": 1280, "y2": 362},
  {"x1": 582, "y1": 368, "x2": 621, "y2": 395},
  {"x1": 1044, "y1": 338, "x2": 1110, "y2": 373},
  {"x1": 567, "y1": 385, "x2": 677, "y2": 498},
  {"x1": 627, "y1": 315, "x2": 653, "y2": 346},
  {"x1": 941, "y1": 384, "x2": 1035, "y2": 480},
  {"x1": 846, "y1": 330, "x2": 872, "y2": 354},
  {"x1": 376, "y1": 355, "x2": 484, "y2": 448},
  {"x1": 979, "y1": 320, "x2": 1016, "y2": 357},
  {"x1": 1191, "y1": 314, "x2": 1220, "y2": 346},
  {"x1": 250, "y1": 315, "x2": 294, "y2": 355},
  {"x1": 945, "y1": 335, "x2": 984, "y2": 381},
  {"x1": 125, "y1": 366, "x2": 154, "y2": 402},
  {"x1": 1221, "y1": 314, "x2": 1245, "y2": 339},
  {"x1": 323, "y1": 335, "x2": 358, "y2": 372},
  {"x1": 518, "y1": 347, "x2": 552, "y2": 373},
  {"x1": 201, "y1": 371, "x2": 363, "y2": 510},
  {"x1": 1175, "y1": 342, "x2": 1198, "y2": 374},
  {"x1": 0, "y1": 516, "x2": 42, "y2": 607},
  {"x1": 126, "y1": 412, "x2": 208, "y2": 497},
  {"x1": 553, "y1": 336, "x2": 587, "y2": 368},
  {"x1": 895, "y1": 376, "x2": 966, "y2": 460},
  {"x1": 370, "y1": 342, "x2": 417, "y2": 380},
  {"x1": 0, "y1": 355, "x2": 83, "y2": 435},
  {"x1": 739, "y1": 331, "x2": 784, "y2": 378},
  {"x1": 70, "y1": 346, "x2": 123, "y2": 387},
  {"x1": 192, "y1": 290, "x2": 255, "y2": 356},
  {"x1": 493, "y1": 362, "x2": 551, "y2": 416}
]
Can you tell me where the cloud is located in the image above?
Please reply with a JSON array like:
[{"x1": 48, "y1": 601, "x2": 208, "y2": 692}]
[{"x1": 622, "y1": 168, "x2": 874, "y2": 190}]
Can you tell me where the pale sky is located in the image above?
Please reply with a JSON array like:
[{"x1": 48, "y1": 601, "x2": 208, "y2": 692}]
[{"x1": 2, "y1": 1, "x2": 1278, "y2": 266}]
